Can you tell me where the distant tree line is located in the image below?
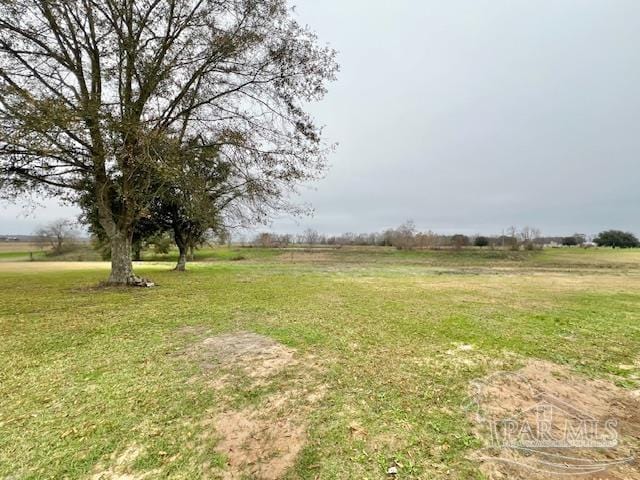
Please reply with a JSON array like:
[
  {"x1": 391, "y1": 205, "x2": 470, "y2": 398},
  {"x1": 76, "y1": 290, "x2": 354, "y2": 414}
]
[
  {"x1": 32, "y1": 219, "x2": 640, "y2": 259},
  {"x1": 250, "y1": 223, "x2": 640, "y2": 250}
]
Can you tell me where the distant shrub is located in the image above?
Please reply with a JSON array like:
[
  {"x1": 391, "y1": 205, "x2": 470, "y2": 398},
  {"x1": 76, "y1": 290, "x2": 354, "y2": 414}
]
[
  {"x1": 392, "y1": 220, "x2": 417, "y2": 250},
  {"x1": 562, "y1": 236, "x2": 578, "y2": 246},
  {"x1": 35, "y1": 219, "x2": 79, "y2": 255},
  {"x1": 594, "y1": 230, "x2": 639, "y2": 249},
  {"x1": 450, "y1": 234, "x2": 470, "y2": 249},
  {"x1": 474, "y1": 236, "x2": 489, "y2": 247},
  {"x1": 149, "y1": 234, "x2": 173, "y2": 254}
]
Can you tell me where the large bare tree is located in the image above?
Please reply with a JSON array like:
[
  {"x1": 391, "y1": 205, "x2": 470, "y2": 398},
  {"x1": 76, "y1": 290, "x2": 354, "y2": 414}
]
[{"x1": 0, "y1": 0, "x2": 337, "y2": 284}]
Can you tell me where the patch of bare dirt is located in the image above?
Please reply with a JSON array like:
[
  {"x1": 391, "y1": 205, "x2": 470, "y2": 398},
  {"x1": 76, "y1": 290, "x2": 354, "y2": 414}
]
[
  {"x1": 212, "y1": 400, "x2": 308, "y2": 480},
  {"x1": 90, "y1": 444, "x2": 159, "y2": 480},
  {"x1": 470, "y1": 360, "x2": 640, "y2": 479},
  {"x1": 186, "y1": 331, "x2": 326, "y2": 479},
  {"x1": 176, "y1": 325, "x2": 212, "y2": 337},
  {"x1": 186, "y1": 331, "x2": 297, "y2": 382}
]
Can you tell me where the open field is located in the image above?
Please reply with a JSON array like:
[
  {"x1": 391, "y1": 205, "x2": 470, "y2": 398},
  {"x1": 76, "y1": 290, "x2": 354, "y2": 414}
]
[
  {"x1": 0, "y1": 242, "x2": 42, "y2": 252},
  {"x1": 91, "y1": 243, "x2": 640, "y2": 268},
  {"x1": 1, "y1": 248, "x2": 640, "y2": 479},
  {"x1": 0, "y1": 242, "x2": 99, "y2": 262},
  {"x1": 0, "y1": 242, "x2": 44, "y2": 261}
]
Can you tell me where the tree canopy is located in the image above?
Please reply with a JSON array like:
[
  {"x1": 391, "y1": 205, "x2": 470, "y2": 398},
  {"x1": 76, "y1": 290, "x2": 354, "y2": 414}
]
[
  {"x1": 0, "y1": 0, "x2": 337, "y2": 284},
  {"x1": 594, "y1": 230, "x2": 639, "y2": 249}
]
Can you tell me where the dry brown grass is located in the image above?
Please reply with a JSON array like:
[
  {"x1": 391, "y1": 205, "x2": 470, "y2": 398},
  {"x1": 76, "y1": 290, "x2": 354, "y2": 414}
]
[{"x1": 0, "y1": 241, "x2": 40, "y2": 252}]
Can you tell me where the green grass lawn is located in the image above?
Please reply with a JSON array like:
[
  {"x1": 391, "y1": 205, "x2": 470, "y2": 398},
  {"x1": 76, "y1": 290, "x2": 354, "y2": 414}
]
[
  {"x1": 0, "y1": 250, "x2": 45, "y2": 261},
  {"x1": 0, "y1": 243, "x2": 98, "y2": 263},
  {"x1": 1, "y1": 248, "x2": 639, "y2": 478}
]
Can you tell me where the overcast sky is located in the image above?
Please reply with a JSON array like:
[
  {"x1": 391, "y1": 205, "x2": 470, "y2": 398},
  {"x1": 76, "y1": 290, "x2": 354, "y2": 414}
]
[{"x1": 2, "y1": 0, "x2": 639, "y2": 236}]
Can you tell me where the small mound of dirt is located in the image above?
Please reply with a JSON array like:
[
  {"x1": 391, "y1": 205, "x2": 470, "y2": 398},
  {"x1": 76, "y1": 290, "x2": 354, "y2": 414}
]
[
  {"x1": 186, "y1": 331, "x2": 326, "y2": 479},
  {"x1": 187, "y1": 331, "x2": 296, "y2": 379},
  {"x1": 470, "y1": 360, "x2": 640, "y2": 479},
  {"x1": 210, "y1": 384, "x2": 326, "y2": 480},
  {"x1": 213, "y1": 402, "x2": 307, "y2": 480}
]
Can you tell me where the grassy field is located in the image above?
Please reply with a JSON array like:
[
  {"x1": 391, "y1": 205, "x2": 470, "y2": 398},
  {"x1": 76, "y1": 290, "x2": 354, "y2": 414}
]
[
  {"x1": 1, "y1": 247, "x2": 639, "y2": 478},
  {"x1": 0, "y1": 242, "x2": 44, "y2": 262},
  {"x1": 0, "y1": 242, "x2": 99, "y2": 262}
]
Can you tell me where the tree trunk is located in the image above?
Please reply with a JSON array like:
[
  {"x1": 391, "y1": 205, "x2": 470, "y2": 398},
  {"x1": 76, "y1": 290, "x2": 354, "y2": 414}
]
[
  {"x1": 107, "y1": 232, "x2": 154, "y2": 287},
  {"x1": 106, "y1": 230, "x2": 153, "y2": 286},
  {"x1": 107, "y1": 231, "x2": 135, "y2": 284},
  {"x1": 173, "y1": 224, "x2": 189, "y2": 272},
  {"x1": 175, "y1": 245, "x2": 187, "y2": 272},
  {"x1": 132, "y1": 241, "x2": 142, "y2": 262},
  {"x1": 93, "y1": 144, "x2": 153, "y2": 286}
]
